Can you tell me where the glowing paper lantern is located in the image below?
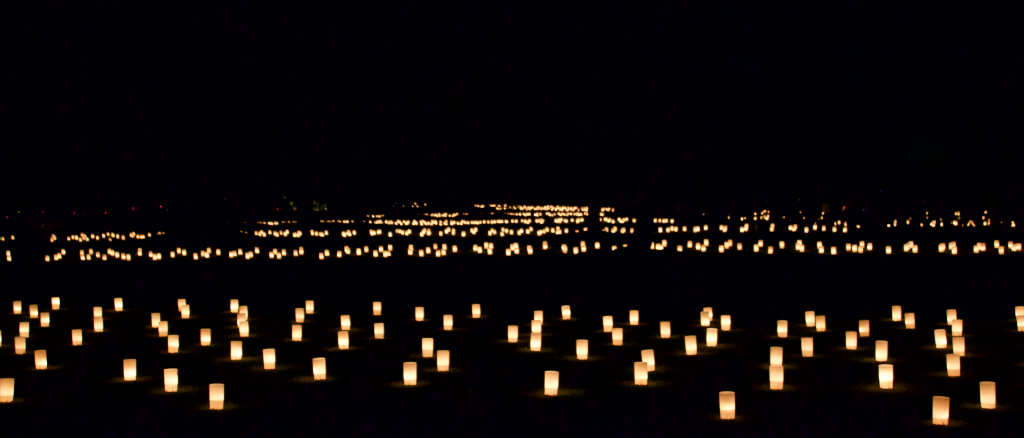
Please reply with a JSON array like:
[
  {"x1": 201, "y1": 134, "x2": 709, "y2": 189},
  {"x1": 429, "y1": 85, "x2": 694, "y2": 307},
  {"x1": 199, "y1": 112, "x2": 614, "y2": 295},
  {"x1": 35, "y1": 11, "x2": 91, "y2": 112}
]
[
  {"x1": 422, "y1": 338, "x2": 434, "y2": 358},
  {"x1": 531, "y1": 320, "x2": 542, "y2": 334},
  {"x1": 371, "y1": 322, "x2": 383, "y2": 339},
  {"x1": 804, "y1": 311, "x2": 815, "y2": 327},
  {"x1": 719, "y1": 391, "x2": 736, "y2": 420},
  {"x1": 40, "y1": 312, "x2": 49, "y2": 328},
  {"x1": 151, "y1": 313, "x2": 161, "y2": 328},
  {"x1": 123, "y1": 359, "x2": 136, "y2": 381},
  {"x1": 312, "y1": 357, "x2": 326, "y2": 380},
  {"x1": 0, "y1": 378, "x2": 12, "y2": 403},
  {"x1": 530, "y1": 333, "x2": 542, "y2": 351},
  {"x1": 230, "y1": 299, "x2": 239, "y2": 313},
  {"x1": 946, "y1": 309, "x2": 957, "y2": 324},
  {"x1": 641, "y1": 349, "x2": 655, "y2": 371},
  {"x1": 373, "y1": 301, "x2": 382, "y2": 316},
  {"x1": 507, "y1": 325, "x2": 519, "y2": 343},
  {"x1": 238, "y1": 306, "x2": 248, "y2": 317},
  {"x1": 34, "y1": 350, "x2": 47, "y2": 370},
  {"x1": 560, "y1": 305, "x2": 570, "y2": 320},
  {"x1": 905, "y1": 313, "x2": 916, "y2": 329},
  {"x1": 337, "y1": 331, "x2": 349, "y2": 350},
  {"x1": 260, "y1": 348, "x2": 276, "y2": 370},
  {"x1": 544, "y1": 371, "x2": 559, "y2": 396},
  {"x1": 612, "y1": 328, "x2": 623, "y2": 346},
  {"x1": 181, "y1": 305, "x2": 190, "y2": 319},
  {"x1": 777, "y1": 320, "x2": 788, "y2": 338},
  {"x1": 200, "y1": 328, "x2": 211, "y2": 346},
  {"x1": 14, "y1": 337, "x2": 25, "y2": 355},
  {"x1": 403, "y1": 362, "x2": 417, "y2": 386},
  {"x1": 19, "y1": 321, "x2": 29, "y2": 337},
  {"x1": 951, "y1": 320, "x2": 962, "y2": 337},
  {"x1": 845, "y1": 331, "x2": 858, "y2": 350},
  {"x1": 660, "y1": 321, "x2": 671, "y2": 338},
  {"x1": 770, "y1": 346, "x2": 783, "y2": 366},
  {"x1": 71, "y1": 329, "x2": 82, "y2": 346},
  {"x1": 858, "y1": 320, "x2": 869, "y2": 337},
  {"x1": 879, "y1": 364, "x2": 893, "y2": 389},
  {"x1": 706, "y1": 328, "x2": 718, "y2": 347},
  {"x1": 685, "y1": 335, "x2": 697, "y2": 355},
  {"x1": 436, "y1": 350, "x2": 451, "y2": 372},
  {"x1": 234, "y1": 320, "x2": 248, "y2": 338},
  {"x1": 721, "y1": 315, "x2": 731, "y2": 331},
  {"x1": 28, "y1": 305, "x2": 38, "y2": 319},
  {"x1": 946, "y1": 354, "x2": 960, "y2": 377},
  {"x1": 94, "y1": 316, "x2": 104, "y2": 333},
  {"x1": 1016, "y1": 306, "x2": 1024, "y2": 317},
  {"x1": 629, "y1": 310, "x2": 639, "y2": 326},
  {"x1": 801, "y1": 337, "x2": 813, "y2": 357},
  {"x1": 158, "y1": 321, "x2": 167, "y2": 337},
  {"x1": 230, "y1": 341, "x2": 242, "y2": 360},
  {"x1": 700, "y1": 311, "x2": 710, "y2": 327},
  {"x1": 875, "y1": 340, "x2": 888, "y2": 362},
  {"x1": 472, "y1": 304, "x2": 481, "y2": 319},
  {"x1": 114, "y1": 298, "x2": 123, "y2": 311},
  {"x1": 292, "y1": 324, "x2": 302, "y2": 341},
  {"x1": 934, "y1": 329, "x2": 947, "y2": 348},
  {"x1": 414, "y1": 307, "x2": 424, "y2": 322},
  {"x1": 168, "y1": 335, "x2": 179, "y2": 354},
  {"x1": 603, "y1": 316, "x2": 613, "y2": 333},
  {"x1": 634, "y1": 362, "x2": 649, "y2": 385},
  {"x1": 704, "y1": 307, "x2": 713, "y2": 319},
  {"x1": 576, "y1": 339, "x2": 588, "y2": 360},
  {"x1": 51, "y1": 297, "x2": 60, "y2": 310},
  {"x1": 93, "y1": 307, "x2": 102, "y2": 318},
  {"x1": 295, "y1": 308, "x2": 305, "y2": 323},
  {"x1": 13, "y1": 301, "x2": 21, "y2": 314},
  {"x1": 305, "y1": 300, "x2": 314, "y2": 314},
  {"x1": 443, "y1": 315, "x2": 453, "y2": 331},
  {"x1": 933, "y1": 396, "x2": 950, "y2": 425},
  {"x1": 769, "y1": 365, "x2": 784, "y2": 390},
  {"x1": 952, "y1": 336, "x2": 965, "y2": 356},
  {"x1": 892, "y1": 306, "x2": 902, "y2": 321},
  {"x1": 980, "y1": 381, "x2": 996, "y2": 409},
  {"x1": 164, "y1": 369, "x2": 178, "y2": 392},
  {"x1": 209, "y1": 384, "x2": 225, "y2": 410},
  {"x1": 815, "y1": 315, "x2": 826, "y2": 332},
  {"x1": 177, "y1": 299, "x2": 186, "y2": 310}
]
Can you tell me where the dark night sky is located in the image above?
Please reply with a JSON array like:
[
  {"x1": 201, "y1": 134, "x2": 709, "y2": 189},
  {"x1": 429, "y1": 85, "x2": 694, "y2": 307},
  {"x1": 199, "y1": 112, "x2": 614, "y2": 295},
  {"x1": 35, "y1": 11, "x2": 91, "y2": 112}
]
[{"x1": 3, "y1": 2, "x2": 1021, "y2": 215}]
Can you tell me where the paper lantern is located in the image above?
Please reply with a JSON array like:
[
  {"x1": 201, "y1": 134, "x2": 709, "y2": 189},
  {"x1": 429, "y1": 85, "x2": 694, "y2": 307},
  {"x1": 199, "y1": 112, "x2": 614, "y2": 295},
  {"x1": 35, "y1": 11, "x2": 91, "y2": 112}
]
[
  {"x1": 168, "y1": 335, "x2": 179, "y2": 353},
  {"x1": 1017, "y1": 315, "x2": 1024, "y2": 332},
  {"x1": 946, "y1": 309, "x2": 957, "y2": 324},
  {"x1": 0, "y1": 378, "x2": 12, "y2": 403},
  {"x1": 576, "y1": 339, "x2": 588, "y2": 360},
  {"x1": 530, "y1": 333, "x2": 542, "y2": 351},
  {"x1": 40, "y1": 312, "x2": 49, "y2": 328},
  {"x1": 815, "y1": 315, "x2": 826, "y2": 332},
  {"x1": 443, "y1": 315, "x2": 453, "y2": 331},
  {"x1": 951, "y1": 320, "x2": 962, "y2": 337},
  {"x1": 403, "y1": 362, "x2": 417, "y2": 386},
  {"x1": 685, "y1": 335, "x2": 698, "y2": 355},
  {"x1": 123, "y1": 359, "x2": 136, "y2": 381},
  {"x1": 905, "y1": 313, "x2": 916, "y2": 329},
  {"x1": 373, "y1": 301, "x2": 382, "y2": 316},
  {"x1": 28, "y1": 305, "x2": 38, "y2": 319},
  {"x1": 878, "y1": 364, "x2": 893, "y2": 389},
  {"x1": 979, "y1": 381, "x2": 996, "y2": 409},
  {"x1": 560, "y1": 305, "x2": 570, "y2": 320},
  {"x1": 703, "y1": 307, "x2": 713, "y2": 319},
  {"x1": 238, "y1": 306, "x2": 248, "y2": 317},
  {"x1": 932, "y1": 396, "x2": 950, "y2": 425},
  {"x1": 336, "y1": 331, "x2": 350, "y2": 350},
  {"x1": 777, "y1": 320, "x2": 788, "y2": 338},
  {"x1": 34, "y1": 350, "x2": 47, "y2": 370},
  {"x1": 181, "y1": 305, "x2": 190, "y2": 319},
  {"x1": 473, "y1": 304, "x2": 482, "y2": 319},
  {"x1": 305, "y1": 300, "x2": 315, "y2": 314},
  {"x1": 292, "y1": 324, "x2": 302, "y2": 342},
  {"x1": 164, "y1": 369, "x2": 178, "y2": 392},
  {"x1": 660, "y1": 321, "x2": 671, "y2": 338},
  {"x1": 700, "y1": 311, "x2": 710, "y2": 327},
  {"x1": 340, "y1": 315, "x2": 351, "y2": 331},
  {"x1": 71, "y1": 329, "x2": 82, "y2": 346},
  {"x1": 295, "y1": 308, "x2": 305, "y2": 324},
  {"x1": 151, "y1": 313, "x2": 161, "y2": 328},
  {"x1": 952, "y1": 336, "x2": 965, "y2": 356},
  {"x1": 845, "y1": 331, "x2": 858, "y2": 350},
  {"x1": 93, "y1": 306, "x2": 102, "y2": 318},
  {"x1": 200, "y1": 328, "x2": 211, "y2": 346},
  {"x1": 612, "y1": 328, "x2": 623, "y2": 346},
  {"x1": 603, "y1": 316, "x2": 613, "y2": 333},
  {"x1": 634, "y1": 362, "x2": 649, "y2": 385},
  {"x1": 422, "y1": 338, "x2": 434, "y2": 358},
  {"x1": 805, "y1": 311, "x2": 815, "y2": 327},
  {"x1": 770, "y1": 346, "x2": 783, "y2": 366},
  {"x1": 12, "y1": 301, "x2": 23, "y2": 315},
  {"x1": 410, "y1": 306, "x2": 423, "y2": 322},
  {"x1": 706, "y1": 328, "x2": 718, "y2": 347},
  {"x1": 262, "y1": 348, "x2": 276, "y2": 370},
  {"x1": 19, "y1": 321, "x2": 29, "y2": 337},
  {"x1": 209, "y1": 384, "x2": 225, "y2": 410},
  {"x1": 946, "y1": 354, "x2": 960, "y2": 377},
  {"x1": 94, "y1": 317, "x2": 104, "y2": 333},
  {"x1": 177, "y1": 299, "x2": 186, "y2": 310},
  {"x1": 531, "y1": 320, "x2": 542, "y2": 334},
  {"x1": 230, "y1": 340, "x2": 242, "y2": 360},
  {"x1": 433, "y1": 349, "x2": 450, "y2": 372},
  {"x1": 507, "y1": 325, "x2": 519, "y2": 343},
  {"x1": 1016, "y1": 306, "x2": 1024, "y2": 317},
  {"x1": 934, "y1": 329, "x2": 947, "y2": 348},
  {"x1": 641, "y1": 349, "x2": 655, "y2": 371},
  {"x1": 719, "y1": 391, "x2": 736, "y2": 420},
  {"x1": 769, "y1": 365, "x2": 784, "y2": 390},
  {"x1": 801, "y1": 337, "x2": 813, "y2": 357},
  {"x1": 858, "y1": 320, "x2": 870, "y2": 337},
  {"x1": 544, "y1": 371, "x2": 559, "y2": 396},
  {"x1": 312, "y1": 357, "x2": 326, "y2": 380},
  {"x1": 114, "y1": 298, "x2": 123, "y2": 312},
  {"x1": 721, "y1": 315, "x2": 731, "y2": 331},
  {"x1": 158, "y1": 321, "x2": 167, "y2": 337},
  {"x1": 374, "y1": 322, "x2": 384, "y2": 339},
  {"x1": 892, "y1": 306, "x2": 902, "y2": 321},
  {"x1": 230, "y1": 299, "x2": 239, "y2": 313},
  {"x1": 51, "y1": 297, "x2": 60, "y2": 310},
  {"x1": 14, "y1": 337, "x2": 25, "y2": 355},
  {"x1": 629, "y1": 310, "x2": 639, "y2": 326},
  {"x1": 875, "y1": 340, "x2": 888, "y2": 362},
  {"x1": 531, "y1": 310, "x2": 543, "y2": 323}
]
